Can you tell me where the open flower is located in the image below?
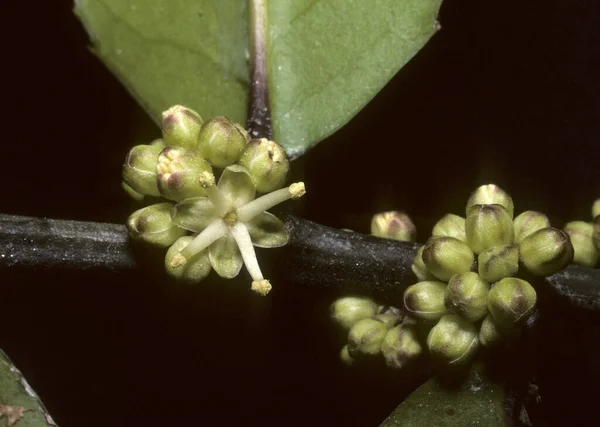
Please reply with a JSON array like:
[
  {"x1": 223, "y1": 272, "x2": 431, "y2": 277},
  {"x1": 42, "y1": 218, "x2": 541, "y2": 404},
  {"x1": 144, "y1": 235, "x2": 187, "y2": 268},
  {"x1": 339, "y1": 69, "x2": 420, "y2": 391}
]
[{"x1": 169, "y1": 164, "x2": 305, "y2": 295}]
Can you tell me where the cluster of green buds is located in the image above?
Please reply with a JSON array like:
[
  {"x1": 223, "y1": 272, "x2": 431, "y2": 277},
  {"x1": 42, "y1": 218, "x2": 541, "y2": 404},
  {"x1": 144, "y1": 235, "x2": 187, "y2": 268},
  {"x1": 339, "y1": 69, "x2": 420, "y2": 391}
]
[
  {"x1": 331, "y1": 297, "x2": 423, "y2": 369},
  {"x1": 122, "y1": 105, "x2": 306, "y2": 295},
  {"x1": 562, "y1": 199, "x2": 600, "y2": 267},
  {"x1": 405, "y1": 184, "x2": 574, "y2": 368}
]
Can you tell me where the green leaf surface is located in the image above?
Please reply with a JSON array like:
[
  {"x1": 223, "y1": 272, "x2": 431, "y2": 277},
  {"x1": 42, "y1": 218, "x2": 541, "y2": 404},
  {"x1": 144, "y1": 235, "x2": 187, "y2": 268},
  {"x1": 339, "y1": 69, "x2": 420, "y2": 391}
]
[
  {"x1": 267, "y1": 0, "x2": 442, "y2": 157},
  {"x1": 74, "y1": 0, "x2": 249, "y2": 124},
  {"x1": 0, "y1": 349, "x2": 57, "y2": 427},
  {"x1": 74, "y1": 0, "x2": 441, "y2": 158},
  {"x1": 379, "y1": 365, "x2": 509, "y2": 427}
]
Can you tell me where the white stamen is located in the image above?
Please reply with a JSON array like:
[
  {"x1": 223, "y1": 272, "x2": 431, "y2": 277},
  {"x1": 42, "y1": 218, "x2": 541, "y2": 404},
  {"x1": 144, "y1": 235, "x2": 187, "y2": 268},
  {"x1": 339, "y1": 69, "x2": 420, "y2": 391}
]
[
  {"x1": 180, "y1": 219, "x2": 228, "y2": 260},
  {"x1": 237, "y1": 182, "x2": 305, "y2": 222},
  {"x1": 204, "y1": 185, "x2": 231, "y2": 217},
  {"x1": 230, "y1": 223, "x2": 264, "y2": 281}
]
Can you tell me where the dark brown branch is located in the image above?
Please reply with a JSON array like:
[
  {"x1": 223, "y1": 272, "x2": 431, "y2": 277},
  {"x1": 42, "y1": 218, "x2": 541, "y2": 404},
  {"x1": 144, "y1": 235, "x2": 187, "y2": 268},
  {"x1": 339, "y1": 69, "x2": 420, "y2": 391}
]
[{"x1": 2, "y1": 213, "x2": 600, "y2": 308}]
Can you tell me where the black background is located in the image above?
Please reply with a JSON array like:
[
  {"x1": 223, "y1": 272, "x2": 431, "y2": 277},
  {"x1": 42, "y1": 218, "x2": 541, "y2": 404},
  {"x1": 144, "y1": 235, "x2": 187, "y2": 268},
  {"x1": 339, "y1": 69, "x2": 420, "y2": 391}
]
[{"x1": 2, "y1": 0, "x2": 600, "y2": 426}]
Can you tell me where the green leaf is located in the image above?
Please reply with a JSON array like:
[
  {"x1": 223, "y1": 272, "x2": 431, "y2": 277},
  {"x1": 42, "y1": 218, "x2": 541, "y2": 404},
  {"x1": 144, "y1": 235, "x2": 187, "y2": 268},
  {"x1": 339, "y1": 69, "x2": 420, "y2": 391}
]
[
  {"x1": 74, "y1": 0, "x2": 441, "y2": 158},
  {"x1": 379, "y1": 364, "x2": 509, "y2": 427},
  {"x1": 267, "y1": 0, "x2": 442, "y2": 158},
  {"x1": 74, "y1": 0, "x2": 249, "y2": 124},
  {"x1": 1, "y1": 349, "x2": 57, "y2": 426}
]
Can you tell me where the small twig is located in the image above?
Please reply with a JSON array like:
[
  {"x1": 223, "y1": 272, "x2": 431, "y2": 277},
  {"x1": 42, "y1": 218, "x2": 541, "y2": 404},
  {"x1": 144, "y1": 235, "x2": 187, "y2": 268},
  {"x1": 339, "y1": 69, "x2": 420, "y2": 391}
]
[
  {"x1": 1, "y1": 213, "x2": 599, "y2": 307},
  {"x1": 246, "y1": 0, "x2": 272, "y2": 140}
]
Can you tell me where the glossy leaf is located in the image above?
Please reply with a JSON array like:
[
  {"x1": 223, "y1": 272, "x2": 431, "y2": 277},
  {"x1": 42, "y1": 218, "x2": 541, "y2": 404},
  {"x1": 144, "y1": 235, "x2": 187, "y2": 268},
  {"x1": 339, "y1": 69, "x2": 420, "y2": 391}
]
[
  {"x1": 0, "y1": 349, "x2": 57, "y2": 426},
  {"x1": 268, "y1": 0, "x2": 442, "y2": 157},
  {"x1": 379, "y1": 364, "x2": 508, "y2": 427},
  {"x1": 75, "y1": 0, "x2": 442, "y2": 158},
  {"x1": 74, "y1": 0, "x2": 249, "y2": 124}
]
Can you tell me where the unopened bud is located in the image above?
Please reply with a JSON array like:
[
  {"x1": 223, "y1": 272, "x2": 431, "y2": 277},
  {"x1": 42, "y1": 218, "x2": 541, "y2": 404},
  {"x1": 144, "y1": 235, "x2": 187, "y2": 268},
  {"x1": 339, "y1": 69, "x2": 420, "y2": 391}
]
[
  {"x1": 165, "y1": 236, "x2": 211, "y2": 283},
  {"x1": 197, "y1": 117, "x2": 248, "y2": 167},
  {"x1": 444, "y1": 272, "x2": 489, "y2": 322},
  {"x1": 563, "y1": 221, "x2": 599, "y2": 267},
  {"x1": 487, "y1": 277, "x2": 536, "y2": 328},
  {"x1": 340, "y1": 345, "x2": 354, "y2": 366},
  {"x1": 403, "y1": 281, "x2": 448, "y2": 321},
  {"x1": 156, "y1": 147, "x2": 213, "y2": 201},
  {"x1": 347, "y1": 318, "x2": 387, "y2": 357},
  {"x1": 466, "y1": 184, "x2": 514, "y2": 219},
  {"x1": 126, "y1": 203, "x2": 186, "y2": 247},
  {"x1": 411, "y1": 246, "x2": 436, "y2": 281},
  {"x1": 477, "y1": 244, "x2": 519, "y2": 283},
  {"x1": 371, "y1": 211, "x2": 416, "y2": 242},
  {"x1": 593, "y1": 199, "x2": 600, "y2": 219},
  {"x1": 426, "y1": 314, "x2": 479, "y2": 366},
  {"x1": 513, "y1": 210, "x2": 551, "y2": 244},
  {"x1": 422, "y1": 237, "x2": 475, "y2": 281},
  {"x1": 374, "y1": 306, "x2": 403, "y2": 329},
  {"x1": 161, "y1": 105, "x2": 203, "y2": 149},
  {"x1": 520, "y1": 227, "x2": 574, "y2": 276},
  {"x1": 331, "y1": 296, "x2": 378, "y2": 329},
  {"x1": 432, "y1": 214, "x2": 467, "y2": 242},
  {"x1": 381, "y1": 324, "x2": 423, "y2": 369},
  {"x1": 122, "y1": 144, "x2": 162, "y2": 197},
  {"x1": 121, "y1": 181, "x2": 144, "y2": 202},
  {"x1": 150, "y1": 138, "x2": 166, "y2": 149},
  {"x1": 234, "y1": 123, "x2": 250, "y2": 141},
  {"x1": 465, "y1": 204, "x2": 514, "y2": 253},
  {"x1": 239, "y1": 138, "x2": 290, "y2": 192},
  {"x1": 479, "y1": 314, "x2": 507, "y2": 348}
]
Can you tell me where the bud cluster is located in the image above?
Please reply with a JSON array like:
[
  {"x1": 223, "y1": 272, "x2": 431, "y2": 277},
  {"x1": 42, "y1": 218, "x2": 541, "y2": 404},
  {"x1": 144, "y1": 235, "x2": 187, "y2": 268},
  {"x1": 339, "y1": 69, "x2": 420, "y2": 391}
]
[
  {"x1": 331, "y1": 297, "x2": 422, "y2": 369},
  {"x1": 122, "y1": 105, "x2": 303, "y2": 294},
  {"x1": 562, "y1": 198, "x2": 600, "y2": 267},
  {"x1": 401, "y1": 184, "x2": 574, "y2": 370}
]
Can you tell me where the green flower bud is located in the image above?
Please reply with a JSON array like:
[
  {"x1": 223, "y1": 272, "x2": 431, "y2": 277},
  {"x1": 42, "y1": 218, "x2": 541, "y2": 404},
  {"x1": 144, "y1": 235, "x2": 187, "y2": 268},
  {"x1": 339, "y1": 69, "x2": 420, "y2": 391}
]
[
  {"x1": 239, "y1": 138, "x2": 290, "y2": 193},
  {"x1": 563, "y1": 221, "x2": 599, "y2": 267},
  {"x1": 150, "y1": 138, "x2": 166, "y2": 149},
  {"x1": 156, "y1": 147, "x2": 213, "y2": 201},
  {"x1": 165, "y1": 236, "x2": 211, "y2": 283},
  {"x1": 513, "y1": 210, "x2": 551, "y2": 244},
  {"x1": 374, "y1": 306, "x2": 403, "y2": 329},
  {"x1": 487, "y1": 278, "x2": 536, "y2": 328},
  {"x1": 381, "y1": 324, "x2": 423, "y2": 369},
  {"x1": 122, "y1": 144, "x2": 162, "y2": 197},
  {"x1": 466, "y1": 184, "x2": 514, "y2": 219},
  {"x1": 121, "y1": 181, "x2": 144, "y2": 202},
  {"x1": 331, "y1": 296, "x2": 378, "y2": 329},
  {"x1": 465, "y1": 204, "x2": 514, "y2": 253},
  {"x1": 347, "y1": 318, "x2": 387, "y2": 357},
  {"x1": 340, "y1": 345, "x2": 354, "y2": 366},
  {"x1": 422, "y1": 237, "x2": 475, "y2": 281},
  {"x1": 432, "y1": 214, "x2": 467, "y2": 242},
  {"x1": 593, "y1": 216, "x2": 600, "y2": 252},
  {"x1": 477, "y1": 244, "x2": 519, "y2": 283},
  {"x1": 427, "y1": 314, "x2": 479, "y2": 366},
  {"x1": 161, "y1": 105, "x2": 203, "y2": 149},
  {"x1": 403, "y1": 281, "x2": 448, "y2": 321},
  {"x1": 593, "y1": 199, "x2": 600, "y2": 219},
  {"x1": 126, "y1": 203, "x2": 186, "y2": 247},
  {"x1": 444, "y1": 272, "x2": 489, "y2": 322},
  {"x1": 197, "y1": 117, "x2": 248, "y2": 168},
  {"x1": 411, "y1": 246, "x2": 437, "y2": 281},
  {"x1": 234, "y1": 123, "x2": 250, "y2": 142},
  {"x1": 370, "y1": 211, "x2": 416, "y2": 242},
  {"x1": 520, "y1": 227, "x2": 574, "y2": 276},
  {"x1": 479, "y1": 314, "x2": 507, "y2": 348}
]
